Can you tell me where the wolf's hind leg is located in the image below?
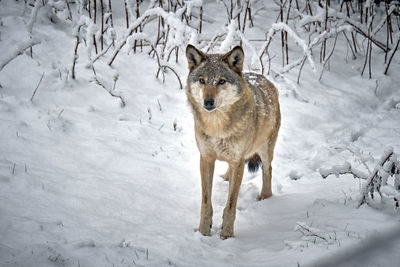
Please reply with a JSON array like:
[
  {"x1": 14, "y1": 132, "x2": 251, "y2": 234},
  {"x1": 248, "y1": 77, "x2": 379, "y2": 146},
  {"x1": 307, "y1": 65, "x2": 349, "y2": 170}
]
[
  {"x1": 260, "y1": 153, "x2": 273, "y2": 200},
  {"x1": 199, "y1": 156, "x2": 215, "y2": 236},
  {"x1": 259, "y1": 133, "x2": 278, "y2": 200},
  {"x1": 222, "y1": 166, "x2": 232, "y2": 181}
]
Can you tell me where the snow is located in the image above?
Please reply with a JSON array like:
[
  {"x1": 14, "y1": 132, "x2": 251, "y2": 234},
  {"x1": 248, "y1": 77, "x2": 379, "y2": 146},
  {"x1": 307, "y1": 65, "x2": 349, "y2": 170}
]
[
  {"x1": 186, "y1": 0, "x2": 203, "y2": 18},
  {"x1": 26, "y1": 0, "x2": 42, "y2": 34},
  {"x1": 219, "y1": 20, "x2": 237, "y2": 53},
  {"x1": 1, "y1": 1, "x2": 400, "y2": 266}
]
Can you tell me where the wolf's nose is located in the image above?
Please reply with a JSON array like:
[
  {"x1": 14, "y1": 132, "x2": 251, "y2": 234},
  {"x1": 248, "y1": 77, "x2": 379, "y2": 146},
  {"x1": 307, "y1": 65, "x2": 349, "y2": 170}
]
[{"x1": 204, "y1": 98, "x2": 215, "y2": 111}]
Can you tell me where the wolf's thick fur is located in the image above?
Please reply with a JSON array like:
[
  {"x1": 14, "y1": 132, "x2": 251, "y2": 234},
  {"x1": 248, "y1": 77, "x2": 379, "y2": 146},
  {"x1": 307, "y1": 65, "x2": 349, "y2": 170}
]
[{"x1": 185, "y1": 45, "x2": 281, "y2": 239}]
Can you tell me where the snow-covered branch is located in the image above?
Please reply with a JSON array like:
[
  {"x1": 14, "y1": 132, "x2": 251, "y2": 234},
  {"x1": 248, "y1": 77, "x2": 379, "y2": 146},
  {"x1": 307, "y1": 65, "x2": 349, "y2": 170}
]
[
  {"x1": 256, "y1": 0, "x2": 400, "y2": 80},
  {"x1": 108, "y1": 6, "x2": 196, "y2": 66},
  {"x1": 297, "y1": 6, "x2": 388, "y2": 52},
  {"x1": 91, "y1": 74, "x2": 126, "y2": 107},
  {"x1": 259, "y1": 22, "x2": 317, "y2": 75},
  {"x1": 319, "y1": 162, "x2": 369, "y2": 180},
  {"x1": 320, "y1": 147, "x2": 400, "y2": 208},
  {"x1": 0, "y1": 38, "x2": 41, "y2": 72},
  {"x1": 219, "y1": 20, "x2": 237, "y2": 53}
]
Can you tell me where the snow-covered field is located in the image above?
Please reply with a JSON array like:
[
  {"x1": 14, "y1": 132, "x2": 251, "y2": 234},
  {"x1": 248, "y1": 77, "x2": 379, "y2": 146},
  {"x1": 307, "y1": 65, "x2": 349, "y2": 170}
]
[{"x1": 1, "y1": 1, "x2": 400, "y2": 266}]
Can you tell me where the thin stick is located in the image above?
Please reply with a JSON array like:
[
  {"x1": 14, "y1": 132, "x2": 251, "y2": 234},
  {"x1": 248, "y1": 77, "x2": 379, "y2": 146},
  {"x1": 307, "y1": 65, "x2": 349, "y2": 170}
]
[
  {"x1": 368, "y1": 34, "x2": 372, "y2": 79},
  {"x1": 259, "y1": 52, "x2": 265, "y2": 75},
  {"x1": 297, "y1": 56, "x2": 306, "y2": 84},
  {"x1": 157, "y1": 98, "x2": 162, "y2": 111},
  {"x1": 66, "y1": 0, "x2": 72, "y2": 20},
  {"x1": 342, "y1": 32, "x2": 356, "y2": 59},
  {"x1": 88, "y1": 0, "x2": 92, "y2": 19},
  {"x1": 108, "y1": 0, "x2": 113, "y2": 27},
  {"x1": 248, "y1": 6, "x2": 254, "y2": 27},
  {"x1": 72, "y1": 36, "x2": 80, "y2": 79},
  {"x1": 267, "y1": 51, "x2": 272, "y2": 75},
  {"x1": 321, "y1": 1, "x2": 328, "y2": 62},
  {"x1": 285, "y1": 0, "x2": 292, "y2": 65},
  {"x1": 384, "y1": 36, "x2": 400, "y2": 75},
  {"x1": 361, "y1": 38, "x2": 370, "y2": 77},
  {"x1": 319, "y1": 32, "x2": 338, "y2": 81},
  {"x1": 385, "y1": 3, "x2": 390, "y2": 63},
  {"x1": 345, "y1": 1, "x2": 358, "y2": 54},
  {"x1": 100, "y1": 0, "x2": 104, "y2": 50},
  {"x1": 94, "y1": 0, "x2": 97, "y2": 23},
  {"x1": 237, "y1": 0, "x2": 241, "y2": 31},
  {"x1": 199, "y1": 5, "x2": 203, "y2": 33},
  {"x1": 280, "y1": 0, "x2": 285, "y2": 67},
  {"x1": 242, "y1": 0, "x2": 249, "y2": 32},
  {"x1": 361, "y1": 5, "x2": 370, "y2": 78},
  {"x1": 124, "y1": 0, "x2": 129, "y2": 28},
  {"x1": 368, "y1": 5, "x2": 374, "y2": 79},
  {"x1": 134, "y1": 0, "x2": 140, "y2": 53},
  {"x1": 167, "y1": 46, "x2": 178, "y2": 62},
  {"x1": 93, "y1": 34, "x2": 98, "y2": 54},
  {"x1": 31, "y1": 72, "x2": 45, "y2": 101}
]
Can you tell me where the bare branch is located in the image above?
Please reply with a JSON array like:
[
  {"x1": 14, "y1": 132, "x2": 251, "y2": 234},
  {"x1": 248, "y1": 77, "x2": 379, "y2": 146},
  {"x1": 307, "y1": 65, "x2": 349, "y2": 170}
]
[{"x1": 296, "y1": 223, "x2": 328, "y2": 242}]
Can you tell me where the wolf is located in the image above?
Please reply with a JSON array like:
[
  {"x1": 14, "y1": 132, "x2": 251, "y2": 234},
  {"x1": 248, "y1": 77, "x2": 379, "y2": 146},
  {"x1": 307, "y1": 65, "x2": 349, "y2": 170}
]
[{"x1": 185, "y1": 45, "x2": 281, "y2": 239}]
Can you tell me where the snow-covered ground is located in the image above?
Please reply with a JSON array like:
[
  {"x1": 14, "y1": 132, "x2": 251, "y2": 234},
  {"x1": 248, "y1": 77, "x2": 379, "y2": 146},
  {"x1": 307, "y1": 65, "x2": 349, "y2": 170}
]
[{"x1": 0, "y1": 1, "x2": 399, "y2": 266}]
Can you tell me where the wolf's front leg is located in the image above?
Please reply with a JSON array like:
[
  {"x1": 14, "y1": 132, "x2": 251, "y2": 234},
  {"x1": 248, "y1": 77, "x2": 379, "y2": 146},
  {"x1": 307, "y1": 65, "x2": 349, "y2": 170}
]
[
  {"x1": 199, "y1": 155, "x2": 215, "y2": 236},
  {"x1": 221, "y1": 160, "x2": 245, "y2": 239}
]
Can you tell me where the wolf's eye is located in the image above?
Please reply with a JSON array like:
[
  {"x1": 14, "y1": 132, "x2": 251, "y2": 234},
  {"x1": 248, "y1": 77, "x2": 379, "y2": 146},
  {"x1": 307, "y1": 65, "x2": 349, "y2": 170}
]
[
  {"x1": 199, "y1": 78, "x2": 205, "y2": 84},
  {"x1": 218, "y1": 79, "x2": 226, "y2": 85}
]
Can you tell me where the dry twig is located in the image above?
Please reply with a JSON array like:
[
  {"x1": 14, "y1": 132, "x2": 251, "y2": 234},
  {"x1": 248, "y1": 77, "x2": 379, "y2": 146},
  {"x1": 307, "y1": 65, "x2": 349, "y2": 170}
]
[{"x1": 30, "y1": 72, "x2": 45, "y2": 101}]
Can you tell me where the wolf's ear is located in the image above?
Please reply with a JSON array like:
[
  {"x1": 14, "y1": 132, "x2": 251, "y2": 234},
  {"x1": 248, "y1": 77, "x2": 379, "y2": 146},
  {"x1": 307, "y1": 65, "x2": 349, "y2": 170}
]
[
  {"x1": 186, "y1": 45, "x2": 206, "y2": 71},
  {"x1": 223, "y1": 46, "x2": 244, "y2": 73}
]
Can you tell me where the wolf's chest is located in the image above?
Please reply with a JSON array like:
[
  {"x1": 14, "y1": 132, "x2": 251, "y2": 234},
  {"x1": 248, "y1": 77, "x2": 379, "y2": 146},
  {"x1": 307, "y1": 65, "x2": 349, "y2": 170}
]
[{"x1": 207, "y1": 137, "x2": 242, "y2": 160}]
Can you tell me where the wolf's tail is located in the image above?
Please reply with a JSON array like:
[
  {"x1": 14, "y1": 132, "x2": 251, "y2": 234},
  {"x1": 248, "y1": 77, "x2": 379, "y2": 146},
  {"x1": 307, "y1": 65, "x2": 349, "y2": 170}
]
[{"x1": 246, "y1": 153, "x2": 262, "y2": 173}]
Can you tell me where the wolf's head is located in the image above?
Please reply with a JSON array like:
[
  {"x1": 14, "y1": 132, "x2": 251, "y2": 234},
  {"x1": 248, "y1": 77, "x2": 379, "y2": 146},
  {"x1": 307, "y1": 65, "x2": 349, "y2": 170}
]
[{"x1": 185, "y1": 45, "x2": 245, "y2": 112}]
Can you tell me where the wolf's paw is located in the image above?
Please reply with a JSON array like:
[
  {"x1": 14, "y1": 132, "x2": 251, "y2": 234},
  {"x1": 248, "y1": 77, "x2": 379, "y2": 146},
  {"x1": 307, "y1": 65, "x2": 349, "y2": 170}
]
[
  {"x1": 220, "y1": 226, "x2": 234, "y2": 239},
  {"x1": 197, "y1": 223, "x2": 212, "y2": 236},
  {"x1": 259, "y1": 192, "x2": 272, "y2": 200},
  {"x1": 220, "y1": 218, "x2": 234, "y2": 239}
]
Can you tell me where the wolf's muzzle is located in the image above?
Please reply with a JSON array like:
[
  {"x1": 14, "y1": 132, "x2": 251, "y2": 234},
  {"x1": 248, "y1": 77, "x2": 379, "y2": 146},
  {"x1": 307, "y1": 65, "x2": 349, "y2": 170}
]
[{"x1": 203, "y1": 97, "x2": 216, "y2": 111}]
